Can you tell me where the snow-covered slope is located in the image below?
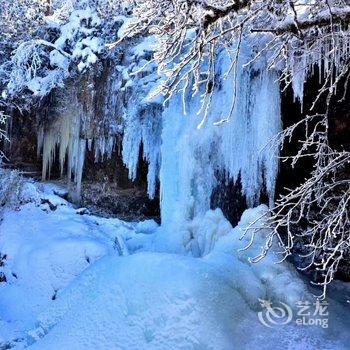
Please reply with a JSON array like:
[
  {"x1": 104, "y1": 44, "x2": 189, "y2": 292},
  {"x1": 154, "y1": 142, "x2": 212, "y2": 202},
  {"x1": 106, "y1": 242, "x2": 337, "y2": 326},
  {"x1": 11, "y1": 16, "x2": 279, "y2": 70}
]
[
  {"x1": 26, "y1": 253, "x2": 349, "y2": 350},
  {"x1": 0, "y1": 181, "x2": 349, "y2": 349},
  {"x1": 0, "y1": 181, "x2": 130, "y2": 345}
]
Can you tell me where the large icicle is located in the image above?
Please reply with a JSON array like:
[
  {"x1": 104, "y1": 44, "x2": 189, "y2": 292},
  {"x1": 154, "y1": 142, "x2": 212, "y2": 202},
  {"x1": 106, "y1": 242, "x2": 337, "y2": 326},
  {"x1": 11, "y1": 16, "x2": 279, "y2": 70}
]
[
  {"x1": 121, "y1": 38, "x2": 162, "y2": 199},
  {"x1": 39, "y1": 92, "x2": 86, "y2": 202},
  {"x1": 160, "y1": 93, "x2": 218, "y2": 225},
  {"x1": 122, "y1": 102, "x2": 162, "y2": 199},
  {"x1": 160, "y1": 40, "x2": 282, "y2": 226},
  {"x1": 217, "y1": 49, "x2": 281, "y2": 208}
]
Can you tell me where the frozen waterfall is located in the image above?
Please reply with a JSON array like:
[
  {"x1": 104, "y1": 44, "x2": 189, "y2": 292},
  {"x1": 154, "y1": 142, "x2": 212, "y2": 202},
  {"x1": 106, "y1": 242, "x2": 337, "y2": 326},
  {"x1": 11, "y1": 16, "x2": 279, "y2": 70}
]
[
  {"x1": 160, "y1": 43, "x2": 281, "y2": 226},
  {"x1": 37, "y1": 38, "x2": 281, "y2": 223}
]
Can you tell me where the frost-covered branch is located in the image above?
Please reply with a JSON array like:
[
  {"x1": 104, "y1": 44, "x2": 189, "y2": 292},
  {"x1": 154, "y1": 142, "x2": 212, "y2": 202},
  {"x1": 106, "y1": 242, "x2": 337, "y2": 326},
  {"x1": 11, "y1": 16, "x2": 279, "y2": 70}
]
[
  {"x1": 245, "y1": 83, "x2": 350, "y2": 298},
  {"x1": 115, "y1": 0, "x2": 350, "y2": 114},
  {"x1": 0, "y1": 101, "x2": 9, "y2": 163},
  {"x1": 253, "y1": 5, "x2": 350, "y2": 34}
]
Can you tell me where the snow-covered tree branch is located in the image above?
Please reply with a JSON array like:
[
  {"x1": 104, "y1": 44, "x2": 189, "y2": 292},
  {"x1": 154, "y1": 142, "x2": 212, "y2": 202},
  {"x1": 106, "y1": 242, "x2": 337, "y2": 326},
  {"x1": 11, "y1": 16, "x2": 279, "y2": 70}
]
[{"x1": 116, "y1": 1, "x2": 350, "y2": 109}]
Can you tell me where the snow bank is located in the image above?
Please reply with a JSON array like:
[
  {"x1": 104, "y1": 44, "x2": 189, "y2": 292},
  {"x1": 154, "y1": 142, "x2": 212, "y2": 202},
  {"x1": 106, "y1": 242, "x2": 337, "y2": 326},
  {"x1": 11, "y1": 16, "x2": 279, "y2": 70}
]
[
  {"x1": 1, "y1": 182, "x2": 349, "y2": 349},
  {"x1": 27, "y1": 253, "x2": 251, "y2": 349},
  {"x1": 0, "y1": 182, "x2": 129, "y2": 344},
  {"x1": 29, "y1": 210, "x2": 350, "y2": 349}
]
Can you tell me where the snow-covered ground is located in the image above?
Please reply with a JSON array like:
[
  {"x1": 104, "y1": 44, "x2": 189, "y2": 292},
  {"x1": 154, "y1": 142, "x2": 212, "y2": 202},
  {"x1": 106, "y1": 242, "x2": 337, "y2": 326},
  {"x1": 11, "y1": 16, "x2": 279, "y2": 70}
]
[{"x1": 0, "y1": 180, "x2": 349, "y2": 349}]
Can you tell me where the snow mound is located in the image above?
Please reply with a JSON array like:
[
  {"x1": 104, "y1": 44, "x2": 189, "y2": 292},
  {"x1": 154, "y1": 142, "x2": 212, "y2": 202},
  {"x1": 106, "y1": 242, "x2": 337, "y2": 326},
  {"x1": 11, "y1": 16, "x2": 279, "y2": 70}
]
[
  {"x1": 1, "y1": 181, "x2": 349, "y2": 349},
  {"x1": 0, "y1": 170, "x2": 40, "y2": 209},
  {"x1": 183, "y1": 208, "x2": 233, "y2": 257},
  {"x1": 27, "y1": 253, "x2": 251, "y2": 349},
  {"x1": 0, "y1": 182, "x2": 128, "y2": 343},
  {"x1": 205, "y1": 205, "x2": 309, "y2": 308},
  {"x1": 27, "y1": 252, "x2": 346, "y2": 350}
]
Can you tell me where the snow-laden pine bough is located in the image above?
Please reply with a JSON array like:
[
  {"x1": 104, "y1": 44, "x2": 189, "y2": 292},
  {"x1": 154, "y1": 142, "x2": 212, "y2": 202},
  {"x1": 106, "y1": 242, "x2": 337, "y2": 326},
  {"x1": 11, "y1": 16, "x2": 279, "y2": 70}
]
[{"x1": 115, "y1": 0, "x2": 350, "y2": 298}]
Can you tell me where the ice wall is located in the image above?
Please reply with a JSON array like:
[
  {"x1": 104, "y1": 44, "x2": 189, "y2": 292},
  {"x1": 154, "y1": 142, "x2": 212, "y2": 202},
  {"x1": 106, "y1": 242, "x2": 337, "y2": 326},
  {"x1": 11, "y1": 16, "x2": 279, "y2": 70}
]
[
  {"x1": 160, "y1": 42, "x2": 281, "y2": 226},
  {"x1": 37, "y1": 40, "x2": 162, "y2": 201},
  {"x1": 37, "y1": 37, "x2": 281, "y2": 221}
]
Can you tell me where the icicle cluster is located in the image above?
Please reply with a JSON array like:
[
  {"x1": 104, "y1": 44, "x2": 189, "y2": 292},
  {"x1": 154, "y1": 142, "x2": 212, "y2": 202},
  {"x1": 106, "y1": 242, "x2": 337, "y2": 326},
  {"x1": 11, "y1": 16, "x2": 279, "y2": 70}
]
[
  {"x1": 38, "y1": 36, "x2": 163, "y2": 201},
  {"x1": 38, "y1": 37, "x2": 281, "y2": 220},
  {"x1": 161, "y1": 41, "x2": 281, "y2": 226},
  {"x1": 38, "y1": 92, "x2": 85, "y2": 200},
  {"x1": 281, "y1": 24, "x2": 350, "y2": 106}
]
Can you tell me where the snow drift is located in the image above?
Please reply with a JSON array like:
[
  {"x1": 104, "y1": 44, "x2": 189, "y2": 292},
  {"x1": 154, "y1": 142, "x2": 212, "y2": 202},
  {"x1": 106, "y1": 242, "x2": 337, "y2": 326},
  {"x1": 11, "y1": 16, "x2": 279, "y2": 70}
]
[{"x1": 0, "y1": 182, "x2": 349, "y2": 349}]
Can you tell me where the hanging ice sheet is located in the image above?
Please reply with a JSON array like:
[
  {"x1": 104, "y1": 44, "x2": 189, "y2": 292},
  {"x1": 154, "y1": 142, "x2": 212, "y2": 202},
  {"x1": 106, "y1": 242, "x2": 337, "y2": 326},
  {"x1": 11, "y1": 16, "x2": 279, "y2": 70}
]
[{"x1": 160, "y1": 40, "x2": 281, "y2": 226}]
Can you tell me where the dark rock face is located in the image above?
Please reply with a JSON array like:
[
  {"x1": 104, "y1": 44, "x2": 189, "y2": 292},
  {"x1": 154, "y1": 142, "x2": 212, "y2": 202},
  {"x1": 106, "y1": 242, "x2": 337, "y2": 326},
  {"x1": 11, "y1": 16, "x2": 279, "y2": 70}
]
[
  {"x1": 210, "y1": 173, "x2": 248, "y2": 228},
  {"x1": 2, "y1": 107, "x2": 41, "y2": 176},
  {"x1": 81, "y1": 183, "x2": 160, "y2": 222},
  {"x1": 278, "y1": 72, "x2": 350, "y2": 282},
  {"x1": 278, "y1": 71, "x2": 350, "y2": 196},
  {"x1": 329, "y1": 83, "x2": 350, "y2": 282},
  {"x1": 81, "y1": 143, "x2": 160, "y2": 221}
]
